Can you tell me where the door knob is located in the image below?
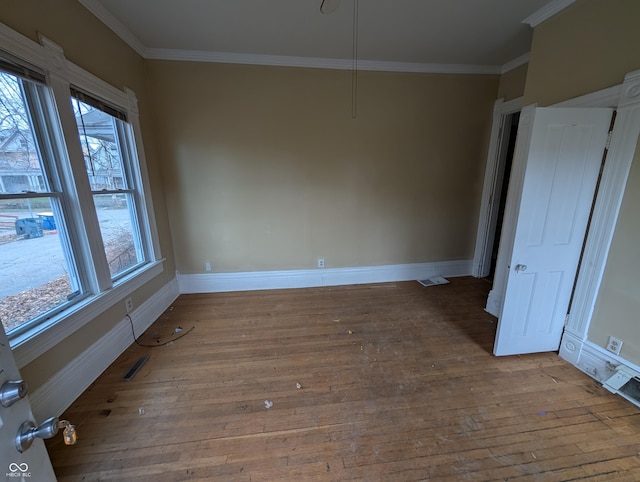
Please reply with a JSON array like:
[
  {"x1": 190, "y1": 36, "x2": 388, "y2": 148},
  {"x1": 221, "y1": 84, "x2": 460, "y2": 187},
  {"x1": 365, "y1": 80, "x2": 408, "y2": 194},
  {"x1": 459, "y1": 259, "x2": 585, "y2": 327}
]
[
  {"x1": 0, "y1": 379, "x2": 28, "y2": 407},
  {"x1": 16, "y1": 417, "x2": 77, "y2": 453},
  {"x1": 515, "y1": 264, "x2": 528, "y2": 273},
  {"x1": 16, "y1": 417, "x2": 58, "y2": 453}
]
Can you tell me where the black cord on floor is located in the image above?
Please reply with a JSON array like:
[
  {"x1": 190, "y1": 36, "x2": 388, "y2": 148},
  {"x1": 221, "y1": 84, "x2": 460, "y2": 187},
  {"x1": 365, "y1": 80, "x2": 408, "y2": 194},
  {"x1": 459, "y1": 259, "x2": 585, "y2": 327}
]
[{"x1": 126, "y1": 314, "x2": 194, "y2": 347}]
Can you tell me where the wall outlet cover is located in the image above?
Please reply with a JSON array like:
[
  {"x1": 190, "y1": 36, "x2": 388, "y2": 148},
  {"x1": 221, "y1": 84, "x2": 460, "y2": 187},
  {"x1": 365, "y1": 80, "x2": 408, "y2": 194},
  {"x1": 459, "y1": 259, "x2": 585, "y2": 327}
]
[{"x1": 606, "y1": 336, "x2": 623, "y2": 355}]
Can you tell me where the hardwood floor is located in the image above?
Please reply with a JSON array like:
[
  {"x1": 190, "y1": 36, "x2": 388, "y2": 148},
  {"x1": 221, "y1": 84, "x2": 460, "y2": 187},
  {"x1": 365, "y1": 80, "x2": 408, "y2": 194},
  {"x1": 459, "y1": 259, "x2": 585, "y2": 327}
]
[{"x1": 47, "y1": 278, "x2": 640, "y2": 481}]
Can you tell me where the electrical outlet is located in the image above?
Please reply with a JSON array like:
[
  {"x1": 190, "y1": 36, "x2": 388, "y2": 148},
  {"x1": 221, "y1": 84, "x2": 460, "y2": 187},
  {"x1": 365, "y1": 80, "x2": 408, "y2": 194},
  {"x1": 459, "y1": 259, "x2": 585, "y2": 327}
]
[
  {"x1": 205, "y1": 261, "x2": 212, "y2": 272},
  {"x1": 606, "y1": 336, "x2": 623, "y2": 355},
  {"x1": 125, "y1": 297, "x2": 133, "y2": 313},
  {"x1": 317, "y1": 258, "x2": 325, "y2": 268}
]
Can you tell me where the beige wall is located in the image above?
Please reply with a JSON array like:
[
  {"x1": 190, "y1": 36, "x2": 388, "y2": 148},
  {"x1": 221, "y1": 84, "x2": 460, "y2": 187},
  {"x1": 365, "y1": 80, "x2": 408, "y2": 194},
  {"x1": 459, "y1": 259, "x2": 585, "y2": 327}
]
[
  {"x1": 589, "y1": 142, "x2": 640, "y2": 363},
  {"x1": 148, "y1": 61, "x2": 498, "y2": 273},
  {"x1": 524, "y1": 0, "x2": 640, "y2": 364},
  {"x1": 525, "y1": 0, "x2": 640, "y2": 106},
  {"x1": 0, "y1": 0, "x2": 175, "y2": 392},
  {"x1": 497, "y1": 63, "x2": 528, "y2": 101}
]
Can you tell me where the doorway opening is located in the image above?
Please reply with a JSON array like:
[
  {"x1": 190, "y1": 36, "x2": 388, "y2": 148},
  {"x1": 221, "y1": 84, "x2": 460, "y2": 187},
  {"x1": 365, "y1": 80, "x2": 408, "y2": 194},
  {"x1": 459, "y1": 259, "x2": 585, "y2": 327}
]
[{"x1": 486, "y1": 111, "x2": 520, "y2": 281}]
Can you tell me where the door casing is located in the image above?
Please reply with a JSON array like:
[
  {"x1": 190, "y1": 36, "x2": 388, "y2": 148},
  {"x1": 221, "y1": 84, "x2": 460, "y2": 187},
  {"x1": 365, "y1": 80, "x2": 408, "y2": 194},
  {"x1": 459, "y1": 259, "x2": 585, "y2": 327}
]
[{"x1": 472, "y1": 96, "x2": 524, "y2": 280}]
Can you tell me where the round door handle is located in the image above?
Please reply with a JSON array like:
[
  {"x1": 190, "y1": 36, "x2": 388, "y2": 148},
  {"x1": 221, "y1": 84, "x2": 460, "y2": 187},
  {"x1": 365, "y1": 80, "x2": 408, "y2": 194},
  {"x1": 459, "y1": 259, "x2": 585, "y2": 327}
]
[
  {"x1": 515, "y1": 264, "x2": 528, "y2": 272},
  {"x1": 16, "y1": 417, "x2": 59, "y2": 453}
]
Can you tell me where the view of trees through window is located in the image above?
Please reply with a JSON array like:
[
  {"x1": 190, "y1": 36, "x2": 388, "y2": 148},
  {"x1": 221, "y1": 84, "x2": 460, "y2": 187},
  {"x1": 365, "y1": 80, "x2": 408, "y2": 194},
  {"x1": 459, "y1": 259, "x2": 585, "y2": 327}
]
[
  {"x1": 72, "y1": 95, "x2": 143, "y2": 280},
  {"x1": 0, "y1": 70, "x2": 141, "y2": 334}
]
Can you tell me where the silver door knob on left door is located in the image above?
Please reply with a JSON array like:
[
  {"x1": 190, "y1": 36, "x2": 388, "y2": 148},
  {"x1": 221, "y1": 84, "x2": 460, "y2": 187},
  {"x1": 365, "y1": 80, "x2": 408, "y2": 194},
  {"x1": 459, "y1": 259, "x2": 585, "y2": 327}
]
[
  {"x1": 16, "y1": 417, "x2": 59, "y2": 453},
  {"x1": 15, "y1": 417, "x2": 77, "y2": 453}
]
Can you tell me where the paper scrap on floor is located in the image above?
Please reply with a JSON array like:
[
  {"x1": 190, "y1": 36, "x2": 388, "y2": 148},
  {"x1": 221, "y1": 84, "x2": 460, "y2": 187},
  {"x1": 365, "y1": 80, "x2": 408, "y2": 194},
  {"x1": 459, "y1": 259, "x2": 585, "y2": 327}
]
[{"x1": 417, "y1": 276, "x2": 449, "y2": 287}]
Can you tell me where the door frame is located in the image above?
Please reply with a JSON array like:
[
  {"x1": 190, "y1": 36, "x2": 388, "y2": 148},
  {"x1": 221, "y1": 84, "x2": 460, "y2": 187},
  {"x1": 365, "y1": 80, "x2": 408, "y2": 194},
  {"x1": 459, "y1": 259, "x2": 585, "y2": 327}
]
[
  {"x1": 475, "y1": 69, "x2": 640, "y2": 355},
  {"x1": 472, "y1": 96, "x2": 524, "y2": 279}
]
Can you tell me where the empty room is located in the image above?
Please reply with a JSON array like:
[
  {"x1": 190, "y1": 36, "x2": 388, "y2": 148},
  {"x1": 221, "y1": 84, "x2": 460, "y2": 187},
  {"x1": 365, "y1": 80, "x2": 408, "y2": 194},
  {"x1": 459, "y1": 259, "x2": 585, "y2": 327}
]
[{"x1": 1, "y1": 0, "x2": 640, "y2": 480}]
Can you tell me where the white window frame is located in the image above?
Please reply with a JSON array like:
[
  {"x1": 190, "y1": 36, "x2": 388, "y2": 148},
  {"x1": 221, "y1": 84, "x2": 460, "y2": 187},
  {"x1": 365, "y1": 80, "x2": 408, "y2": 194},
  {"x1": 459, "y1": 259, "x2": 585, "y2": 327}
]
[
  {"x1": 0, "y1": 23, "x2": 163, "y2": 368},
  {"x1": 70, "y1": 88, "x2": 150, "y2": 282}
]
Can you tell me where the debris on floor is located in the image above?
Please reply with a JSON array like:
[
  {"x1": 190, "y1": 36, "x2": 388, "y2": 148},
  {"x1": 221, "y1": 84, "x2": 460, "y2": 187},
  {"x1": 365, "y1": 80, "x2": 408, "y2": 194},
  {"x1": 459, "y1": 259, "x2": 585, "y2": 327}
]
[
  {"x1": 296, "y1": 382, "x2": 302, "y2": 389},
  {"x1": 264, "y1": 400, "x2": 273, "y2": 409},
  {"x1": 417, "y1": 276, "x2": 449, "y2": 287}
]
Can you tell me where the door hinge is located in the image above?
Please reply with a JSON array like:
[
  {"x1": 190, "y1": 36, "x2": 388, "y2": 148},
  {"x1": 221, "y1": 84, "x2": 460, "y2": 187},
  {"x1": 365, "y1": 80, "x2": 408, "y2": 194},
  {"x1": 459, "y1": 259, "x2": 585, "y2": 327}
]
[{"x1": 565, "y1": 313, "x2": 570, "y2": 326}]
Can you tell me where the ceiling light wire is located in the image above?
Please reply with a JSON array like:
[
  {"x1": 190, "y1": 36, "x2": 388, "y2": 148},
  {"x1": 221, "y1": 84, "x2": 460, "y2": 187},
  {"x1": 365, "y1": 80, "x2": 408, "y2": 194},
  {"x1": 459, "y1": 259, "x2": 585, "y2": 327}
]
[{"x1": 351, "y1": 0, "x2": 359, "y2": 119}]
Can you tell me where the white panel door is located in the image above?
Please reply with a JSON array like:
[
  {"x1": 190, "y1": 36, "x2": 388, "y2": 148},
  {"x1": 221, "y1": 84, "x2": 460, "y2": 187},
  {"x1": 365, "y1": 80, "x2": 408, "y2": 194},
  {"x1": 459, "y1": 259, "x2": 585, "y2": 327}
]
[
  {"x1": 0, "y1": 323, "x2": 56, "y2": 480},
  {"x1": 494, "y1": 107, "x2": 612, "y2": 356}
]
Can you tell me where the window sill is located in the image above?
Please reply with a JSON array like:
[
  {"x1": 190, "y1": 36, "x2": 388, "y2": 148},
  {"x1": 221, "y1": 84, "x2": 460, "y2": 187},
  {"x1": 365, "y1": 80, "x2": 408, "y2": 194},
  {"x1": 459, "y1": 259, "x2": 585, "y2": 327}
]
[{"x1": 10, "y1": 259, "x2": 165, "y2": 368}]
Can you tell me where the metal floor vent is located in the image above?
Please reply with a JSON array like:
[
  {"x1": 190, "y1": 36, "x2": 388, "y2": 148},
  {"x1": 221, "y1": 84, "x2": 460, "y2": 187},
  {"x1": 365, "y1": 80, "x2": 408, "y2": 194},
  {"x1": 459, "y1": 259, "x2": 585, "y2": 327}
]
[
  {"x1": 417, "y1": 276, "x2": 449, "y2": 287},
  {"x1": 603, "y1": 366, "x2": 640, "y2": 408},
  {"x1": 122, "y1": 355, "x2": 150, "y2": 381}
]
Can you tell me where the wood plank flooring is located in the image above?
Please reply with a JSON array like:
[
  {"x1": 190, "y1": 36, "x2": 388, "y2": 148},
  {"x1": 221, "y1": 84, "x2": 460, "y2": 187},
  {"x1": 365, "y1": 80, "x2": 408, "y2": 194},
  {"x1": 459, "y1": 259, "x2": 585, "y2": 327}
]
[{"x1": 47, "y1": 277, "x2": 640, "y2": 481}]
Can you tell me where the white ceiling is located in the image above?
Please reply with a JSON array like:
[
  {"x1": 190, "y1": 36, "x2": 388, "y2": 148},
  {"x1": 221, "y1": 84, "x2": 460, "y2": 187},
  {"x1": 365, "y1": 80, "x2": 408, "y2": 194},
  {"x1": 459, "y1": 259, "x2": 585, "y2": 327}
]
[{"x1": 80, "y1": 0, "x2": 566, "y2": 74}]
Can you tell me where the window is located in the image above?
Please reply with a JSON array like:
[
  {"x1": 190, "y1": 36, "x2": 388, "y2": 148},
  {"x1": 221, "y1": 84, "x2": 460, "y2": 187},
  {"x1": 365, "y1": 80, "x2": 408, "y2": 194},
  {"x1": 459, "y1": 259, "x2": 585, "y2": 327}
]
[
  {"x1": 0, "y1": 46, "x2": 160, "y2": 344},
  {"x1": 71, "y1": 90, "x2": 147, "y2": 279},
  {"x1": 0, "y1": 68, "x2": 83, "y2": 335}
]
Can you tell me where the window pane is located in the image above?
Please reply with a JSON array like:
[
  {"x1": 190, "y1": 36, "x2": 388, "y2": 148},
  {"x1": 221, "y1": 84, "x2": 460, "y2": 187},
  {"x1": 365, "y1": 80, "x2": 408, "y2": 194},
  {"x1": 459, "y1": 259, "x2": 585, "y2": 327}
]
[
  {"x1": 72, "y1": 98, "x2": 125, "y2": 191},
  {"x1": 94, "y1": 193, "x2": 143, "y2": 278},
  {"x1": 73, "y1": 95, "x2": 147, "y2": 280},
  {"x1": 0, "y1": 72, "x2": 48, "y2": 194},
  {"x1": 0, "y1": 197, "x2": 80, "y2": 334}
]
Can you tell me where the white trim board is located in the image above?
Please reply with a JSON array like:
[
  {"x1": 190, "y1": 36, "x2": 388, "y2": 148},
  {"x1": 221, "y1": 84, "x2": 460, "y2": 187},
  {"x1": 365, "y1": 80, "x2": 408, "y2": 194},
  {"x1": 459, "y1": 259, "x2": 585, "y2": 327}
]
[
  {"x1": 522, "y1": 0, "x2": 576, "y2": 27},
  {"x1": 29, "y1": 277, "x2": 179, "y2": 421},
  {"x1": 145, "y1": 48, "x2": 502, "y2": 75},
  {"x1": 11, "y1": 260, "x2": 165, "y2": 368},
  {"x1": 472, "y1": 96, "x2": 525, "y2": 280},
  {"x1": 177, "y1": 260, "x2": 472, "y2": 294},
  {"x1": 500, "y1": 54, "x2": 529, "y2": 74},
  {"x1": 483, "y1": 104, "x2": 536, "y2": 319},
  {"x1": 77, "y1": 0, "x2": 147, "y2": 56},
  {"x1": 559, "y1": 331, "x2": 640, "y2": 386}
]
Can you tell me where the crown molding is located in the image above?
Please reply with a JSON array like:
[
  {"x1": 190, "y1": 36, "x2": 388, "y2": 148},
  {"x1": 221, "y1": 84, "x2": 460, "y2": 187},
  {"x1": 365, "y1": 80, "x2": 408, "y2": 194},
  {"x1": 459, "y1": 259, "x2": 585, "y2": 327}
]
[
  {"x1": 522, "y1": 0, "x2": 576, "y2": 27},
  {"x1": 145, "y1": 48, "x2": 501, "y2": 75},
  {"x1": 78, "y1": 0, "x2": 148, "y2": 57},
  {"x1": 78, "y1": 0, "x2": 507, "y2": 75},
  {"x1": 356, "y1": 59, "x2": 500, "y2": 75},
  {"x1": 500, "y1": 53, "x2": 530, "y2": 74}
]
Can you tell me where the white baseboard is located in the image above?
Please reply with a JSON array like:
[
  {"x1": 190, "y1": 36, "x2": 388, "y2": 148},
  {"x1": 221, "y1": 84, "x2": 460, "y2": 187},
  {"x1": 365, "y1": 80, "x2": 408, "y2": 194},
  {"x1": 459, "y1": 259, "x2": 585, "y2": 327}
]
[
  {"x1": 29, "y1": 277, "x2": 179, "y2": 421},
  {"x1": 177, "y1": 260, "x2": 472, "y2": 294},
  {"x1": 559, "y1": 331, "x2": 640, "y2": 384},
  {"x1": 485, "y1": 289, "x2": 501, "y2": 317}
]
